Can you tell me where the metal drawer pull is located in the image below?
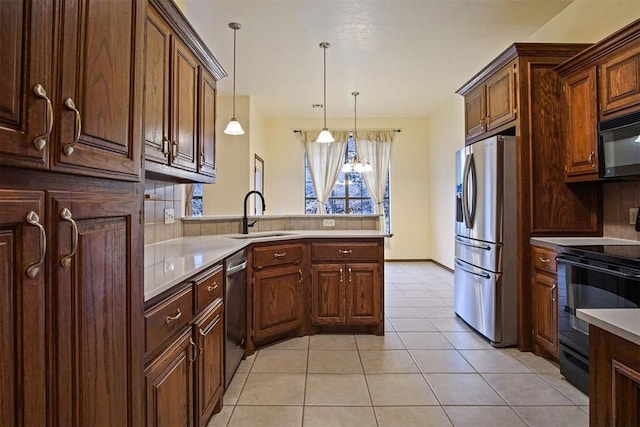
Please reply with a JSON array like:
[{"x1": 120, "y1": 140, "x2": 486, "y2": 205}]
[
  {"x1": 33, "y1": 84, "x2": 53, "y2": 150},
  {"x1": 199, "y1": 314, "x2": 221, "y2": 337},
  {"x1": 189, "y1": 338, "x2": 197, "y2": 362},
  {"x1": 207, "y1": 283, "x2": 218, "y2": 292},
  {"x1": 172, "y1": 140, "x2": 179, "y2": 159},
  {"x1": 161, "y1": 137, "x2": 170, "y2": 157},
  {"x1": 298, "y1": 269, "x2": 303, "y2": 283},
  {"x1": 60, "y1": 208, "x2": 78, "y2": 268},
  {"x1": 200, "y1": 151, "x2": 206, "y2": 167},
  {"x1": 348, "y1": 267, "x2": 352, "y2": 282},
  {"x1": 538, "y1": 257, "x2": 551, "y2": 264},
  {"x1": 338, "y1": 249, "x2": 352, "y2": 255},
  {"x1": 63, "y1": 97, "x2": 81, "y2": 156},
  {"x1": 339, "y1": 267, "x2": 343, "y2": 283},
  {"x1": 588, "y1": 151, "x2": 595, "y2": 168},
  {"x1": 273, "y1": 252, "x2": 287, "y2": 258},
  {"x1": 164, "y1": 308, "x2": 182, "y2": 324},
  {"x1": 26, "y1": 211, "x2": 46, "y2": 278}
]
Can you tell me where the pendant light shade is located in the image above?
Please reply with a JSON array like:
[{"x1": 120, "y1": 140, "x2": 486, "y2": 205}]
[
  {"x1": 224, "y1": 22, "x2": 244, "y2": 136},
  {"x1": 315, "y1": 42, "x2": 334, "y2": 143}
]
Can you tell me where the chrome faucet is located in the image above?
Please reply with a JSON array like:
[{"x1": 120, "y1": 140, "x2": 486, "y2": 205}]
[{"x1": 242, "y1": 190, "x2": 266, "y2": 234}]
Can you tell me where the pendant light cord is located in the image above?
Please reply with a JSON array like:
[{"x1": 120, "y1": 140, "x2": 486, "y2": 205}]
[
  {"x1": 352, "y1": 91, "x2": 359, "y2": 140},
  {"x1": 323, "y1": 45, "x2": 327, "y2": 129},
  {"x1": 232, "y1": 26, "x2": 237, "y2": 118}
]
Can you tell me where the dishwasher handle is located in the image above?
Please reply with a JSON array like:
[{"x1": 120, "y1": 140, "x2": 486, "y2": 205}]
[{"x1": 226, "y1": 260, "x2": 248, "y2": 275}]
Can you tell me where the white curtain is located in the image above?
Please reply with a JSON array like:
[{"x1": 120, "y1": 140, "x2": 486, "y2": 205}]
[
  {"x1": 356, "y1": 130, "x2": 395, "y2": 232},
  {"x1": 301, "y1": 131, "x2": 350, "y2": 214}
]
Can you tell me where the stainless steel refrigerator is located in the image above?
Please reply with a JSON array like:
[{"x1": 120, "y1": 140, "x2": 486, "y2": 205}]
[{"x1": 454, "y1": 135, "x2": 517, "y2": 347}]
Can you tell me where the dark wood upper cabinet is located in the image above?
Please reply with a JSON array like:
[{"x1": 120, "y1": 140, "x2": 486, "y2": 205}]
[
  {"x1": 464, "y1": 85, "x2": 486, "y2": 141},
  {"x1": 199, "y1": 69, "x2": 217, "y2": 178},
  {"x1": 485, "y1": 63, "x2": 517, "y2": 131},
  {"x1": 599, "y1": 43, "x2": 640, "y2": 118},
  {"x1": 0, "y1": 190, "x2": 47, "y2": 427}
]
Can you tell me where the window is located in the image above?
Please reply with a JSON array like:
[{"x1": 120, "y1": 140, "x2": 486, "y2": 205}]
[
  {"x1": 191, "y1": 183, "x2": 203, "y2": 216},
  {"x1": 305, "y1": 135, "x2": 390, "y2": 232}
]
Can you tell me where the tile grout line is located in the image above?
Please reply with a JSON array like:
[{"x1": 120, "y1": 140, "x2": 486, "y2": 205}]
[{"x1": 354, "y1": 334, "x2": 381, "y2": 427}]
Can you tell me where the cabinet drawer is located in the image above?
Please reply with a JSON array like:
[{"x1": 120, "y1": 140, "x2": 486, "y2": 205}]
[
  {"x1": 532, "y1": 246, "x2": 557, "y2": 273},
  {"x1": 312, "y1": 242, "x2": 381, "y2": 261},
  {"x1": 145, "y1": 286, "x2": 193, "y2": 354},
  {"x1": 253, "y1": 243, "x2": 303, "y2": 268},
  {"x1": 195, "y1": 265, "x2": 223, "y2": 311}
]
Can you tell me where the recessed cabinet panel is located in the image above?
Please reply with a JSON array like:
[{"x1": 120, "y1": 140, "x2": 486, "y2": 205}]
[
  {"x1": 311, "y1": 264, "x2": 346, "y2": 324},
  {"x1": 599, "y1": 44, "x2": 640, "y2": 117},
  {"x1": 199, "y1": 69, "x2": 216, "y2": 177},
  {"x1": 347, "y1": 264, "x2": 381, "y2": 325},
  {"x1": 465, "y1": 85, "x2": 486, "y2": 141},
  {"x1": 486, "y1": 64, "x2": 516, "y2": 131}
]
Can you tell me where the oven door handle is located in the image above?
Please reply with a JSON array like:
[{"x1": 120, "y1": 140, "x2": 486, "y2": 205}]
[{"x1": 556, "y1": 255, "x2": 640, "y2": 280}]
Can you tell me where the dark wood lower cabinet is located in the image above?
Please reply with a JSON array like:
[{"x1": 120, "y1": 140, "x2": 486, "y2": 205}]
[
  {"x1": 194, "y1": 303, "x2": 224, "y2": 426},
  {"x1": 145, "y1": 329, "x2": 194, "y2": 427},
  {"x1": 311, "y1": 264, "x2": 346, "y2": 324}
]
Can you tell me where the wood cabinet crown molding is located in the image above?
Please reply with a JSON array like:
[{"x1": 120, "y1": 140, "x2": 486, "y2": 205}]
[{"x1": 556, "y1": 18, "x2": 640, "y2": 76}]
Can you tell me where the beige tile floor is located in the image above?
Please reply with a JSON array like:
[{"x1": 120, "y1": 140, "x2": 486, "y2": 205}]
[{"x1": 208, "y1": 261, "x2": 589, "y2": 427}]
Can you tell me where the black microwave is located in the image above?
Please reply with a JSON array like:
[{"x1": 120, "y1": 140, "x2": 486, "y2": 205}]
[{"x1": 598, "y1": 111, "x2": 640, "y2": 178}]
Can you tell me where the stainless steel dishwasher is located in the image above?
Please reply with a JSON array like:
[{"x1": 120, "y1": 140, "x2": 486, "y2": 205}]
[{"x1": 224, "y1": 249, "x2": 247, "y2": 388}]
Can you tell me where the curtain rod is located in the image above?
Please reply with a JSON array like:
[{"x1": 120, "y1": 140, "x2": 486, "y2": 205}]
[{"x1": 293, "y1": 129, "x2": 401, "y2": 133}]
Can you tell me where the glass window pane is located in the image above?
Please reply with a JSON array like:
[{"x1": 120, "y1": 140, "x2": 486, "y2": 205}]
[
  {"x1": 327, "y1": 198, "x2": 345, "y2": 214},
  {"x1": 192, "y1": 199, "x2": 203, "y2": 217},
  {"x1": 193, "y1": 183, "x2": 202, "y2": 197},
  {"x1": 306, "y1": 199, "x2": 318, "y2": 214}
]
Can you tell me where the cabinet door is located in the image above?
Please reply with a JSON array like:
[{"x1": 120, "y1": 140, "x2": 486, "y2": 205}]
[
  {"x1": 0, "y1": 0, "x2": 53, "y2": 169},
  {"x1": 55, "y1": 0, "x2": 143, "y2": 180},
  {"x1": 49, "y1": 191, "x2": 143, "y2": 426},
  {"x1": 253, "y1": 265, "x2": 303, "y2": 342},
  {"x1": 194, "y1": 304, "x2": 224, "y2": 426},
  {"x1": 533, "y1": 271, "x2": 558, "y2": 356},
  {"x1": 198, "y1": 68, "x2": 217, "y2": 178},
  {"x1": 311, "y1": 264, "x2": 346, "y2": 325},
  {"x1": 144, "y1": 5, "x2": 172, "y2": 165},
  {"x1": 0, "y1": 191, "x2": 46, "y2": 427},
  {"x1": 464, "y1": 85, "x2": 486, "y2": 141},
  {"x1": 171, "y1": 37, "x2": 199, "y2": 173},
  {"x1": 346, "y1": 263, "x2": 381, "y2": 325},
  {"x1": 564, "y1": 67, "x2": 599, "y2": 179},
  {"x1": 599, "y1": 44, "x2": 640, "y2": 117},
  {"x1": 486, "y1": 63, "x2": 517, "y2": 131},
  {"x1": 145, "y1": 329, "x2": 194, "y2": 427}
]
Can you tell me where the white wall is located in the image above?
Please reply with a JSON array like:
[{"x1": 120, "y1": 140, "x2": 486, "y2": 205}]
[
  {"x1": 264, "y1": 117, "x2": 431, "y2": 260},
  {"x1": 248, "y1": 97, "x2": 267, "y2": 214}
]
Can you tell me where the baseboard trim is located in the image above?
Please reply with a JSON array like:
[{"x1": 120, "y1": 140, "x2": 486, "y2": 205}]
[{"x1": 384, "y1": 258, "x2": 454, "y2": 273}]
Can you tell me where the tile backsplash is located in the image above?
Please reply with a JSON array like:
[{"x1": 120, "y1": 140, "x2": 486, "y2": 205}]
[
  {"x1": 144, "y1": 180, "x2": 184, "y2": 244},
  {"x1": 603, "y1": 181, "x2": 640, "y2": 241}
]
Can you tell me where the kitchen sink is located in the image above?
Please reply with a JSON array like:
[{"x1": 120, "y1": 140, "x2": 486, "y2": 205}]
[{"x1": 227, "y1": 232, "x2": 296, "y2": 239}]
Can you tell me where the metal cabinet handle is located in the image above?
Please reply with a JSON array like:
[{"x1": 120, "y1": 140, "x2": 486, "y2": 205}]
[
  {"x1": 60, "y1": 208, "x2": 78, "y2": 268},
  {"x1": 538, "y1": 257, "x2": 551, "y2": 264},
  {"x1": 338, "y1": 249, "x2": 352, "y2": 255},
  {"x1": 298, "y1": 269, "x2": 303, "y2": 283},
  {"x1": 588, "y1": 151, "x2": 596, "y2": 168},
  {"x1": 63, "y1": 97, "x2": 81, "y2": 156},
  {"x1": 161, "y1": 137, "x2": 170, "y2": 157},
  {"x1": 33, "y1": 84, "x2": 53, "y2": 150},
  {"x1": 25, "y1": 211, "x2": 46, "y2": 278},
  {"x1": 273, "y1": 252, "x2": 287, "y2": 259},
  {"x1": 189, "y1": 338, "x2": 197, "y2": 363},
  {"x1": 339, "y1": 267, "x2": 343, "y2": 283},
  {"x1": 200, "y1": 151, "x2": 205, "y2": 168},
  {"x1": 172, "y1": 140, "x2": 179, "y2": 159},
  {"x1": 164, "y1": 308, "x2": 182, "y2": 324},
  {"x1": 551, "y1": 283, "x2": 557, "y2": 302},
  {"x1": 199, "y1": 314, "x2": 221, "y2": 337},
  {"x1": 207, "y1": 282, "x2": 218, "y2": 292},
  {"x1": 348, "y1": 267, "x2": 352, "y2": 283}
]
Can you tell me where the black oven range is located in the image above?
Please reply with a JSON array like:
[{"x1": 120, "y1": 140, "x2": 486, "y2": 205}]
[{"x1": 556, "y1": 244, "x2": 640, "y2": 395}]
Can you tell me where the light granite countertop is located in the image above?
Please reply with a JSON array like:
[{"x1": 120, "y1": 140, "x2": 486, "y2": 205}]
[
  {"x1": 577, "y1": 308, "x2": 640, "y2": 346},
  {"x1": 144, "y1": 230, "x2": 389, "y2": 301},
  {"x1": 530, "y1": 236, "x2": 640, "y2": 250}
]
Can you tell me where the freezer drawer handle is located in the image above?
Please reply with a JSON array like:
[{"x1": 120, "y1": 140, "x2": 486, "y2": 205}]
[
  {"x1": 455, "y1": 260, "x2": 490, "y2": 279},
  {"x1": 455, "y1": 237, "x2": 490, "y2": 251}
]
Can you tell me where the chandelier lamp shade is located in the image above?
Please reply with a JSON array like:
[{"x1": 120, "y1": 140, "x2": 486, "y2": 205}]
[
  {"x1": 224, "y1": 22, "x2": 245, "y2": 136},
  {"x1": 342, "y1": 91, "x2": 372, "y2": 173},
  {"x1": 315, "y1": 42, "x2": 334, "y2": 143}
]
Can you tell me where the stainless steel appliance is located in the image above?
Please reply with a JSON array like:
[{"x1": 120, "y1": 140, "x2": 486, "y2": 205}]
[
  {"x1": 454, "y1": 135, "x2": 517, "y2": 347},
  {"x1": 598, "y1": 111, "x2": 640, "y2": 178},
  {"x1": 225, "y1": 249, "x2": 247, "y2": 388},
  {"x1": 556, "y1": 245, "x2": 640, "y2": 395}
]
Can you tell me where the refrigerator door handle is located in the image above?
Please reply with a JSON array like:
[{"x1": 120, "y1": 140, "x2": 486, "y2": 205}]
[
  {"x1": 455, "y1": 236, "x2": 491, "y2": 251},
  {"x1": 455, "y1": 259, "x2": 491, "y2": 279},
  {"x1": 462, "y1": 153, "x2": 471, "y2": 228},
  {"x1": 462, "y1": 153, "x2": 477, "y2": 229}
]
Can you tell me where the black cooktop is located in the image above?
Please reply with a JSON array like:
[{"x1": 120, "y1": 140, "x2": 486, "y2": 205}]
[{"x1": 559, "y1": 244, "x2": 640, "y2": 269}]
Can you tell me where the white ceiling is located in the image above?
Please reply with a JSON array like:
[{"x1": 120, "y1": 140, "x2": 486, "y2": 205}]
[{"x1": 185, "y1": 0, "x2": 574, "y2": 119}]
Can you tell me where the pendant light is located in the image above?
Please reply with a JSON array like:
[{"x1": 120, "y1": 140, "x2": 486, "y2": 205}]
[
  {"x1": 342, "y1": 91, "x2": 372, "y2": 172},
  {"x1": 224, "y1": 22, "x2": 244, "y2": 135},
  {"x1": 315, "y1": 42, "x2": 334, "y2": 143}
]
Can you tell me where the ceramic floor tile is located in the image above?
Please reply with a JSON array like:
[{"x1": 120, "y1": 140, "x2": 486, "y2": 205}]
[
  {"x1": 419, "y1": 307, "x2": 457, "y2": 318},
  {"x1": 237, "y1": 373, "x2": 306, "y2": 405},
  {"x1": 227, "y1": 406, "x2": 303, "y2": 427},
  {"x1": 402, "y1": 291, "x2": 444, "y2": 300},
  {"x1": 384, "y1": 296, "x2": 414, "y2": 307},
  {"x1": 309, "y1": 334, "x2": 357, "y2": 350},
  {"x1": 459, "y1": 350, "x2": 531, "y2": 373},
  {"x1": 385, "y1": 306, "x2": 424, "y2": 318},
  {"x1": 430, "y1": 317, "x2": 473, "y2": 332},
  {"x1": 206, "y1": 405, "x2": 233, "y2": 427},
  {"x1": 235, "y1": 353, "x2": 256, "y2": 373},
  {"x1": 512, "y1": 406, "x2": 589, "y2": 427},
  {"x1": 366, "y1": 373, "x2": 439, "y2": 406},
  {"x1": 482, "y1": 373, "x2": 574, "y2": 406},
  {"x1": 307, "y1": 350, "x2": 363, "y2": 373},
  {"x1": 223, "y1": 371, "x2": 248, "y2": 406},
  {"x1": 355, "y1": 332, "x2": 406, "y2": 350},
  {"x1": 250, "y1": 349, "x2": 308, "y2": 373},
  {"x1": 384, "y1": 318, "x2": 396, "y2": 331},
  {"x1": 398, "y1": 332, "x2": 454, "y2": 349},
  {"x1": 443, "y1": 406, "x2": 527, "y2": 426},
  {"x1": 407, "y1": 297, "x2": 449, "y2": 307},
  {"x1": 410, "y1": 350, "x2": 475, "y2": 373},
  {"x1": 539, "y1": 373, "x2": 589, "y2": 406},
  {"x1": 425, "y1": 373, "x2": 507, "y2": 406},
  {"x1": 581, "y1": 406, "x2": 589, "y2": 414},
  {"x1": 374, "y1": 406, "x2": 453, "y2": 427},
  {"x1": 305, "y1": 374, "x2": 371, "y2": 406},
  {"x1": 359, "y1": 350, "x2": 419, "y2": 373},
  {"x1": 389, "y1": 317, "x2": 438, "y2": 332},
  {"x1": 302, "y1": 406, "x2": 377, "y2": 427},
  {"x1": 441, "y1": 331, "x2": 494, "y2": 350},
  {"x1": 504, "y1": 348, "x2": 559, "y2": 374},
  {"x1": 262, "y1": 336, "x2": 309, "y2": 350}
]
